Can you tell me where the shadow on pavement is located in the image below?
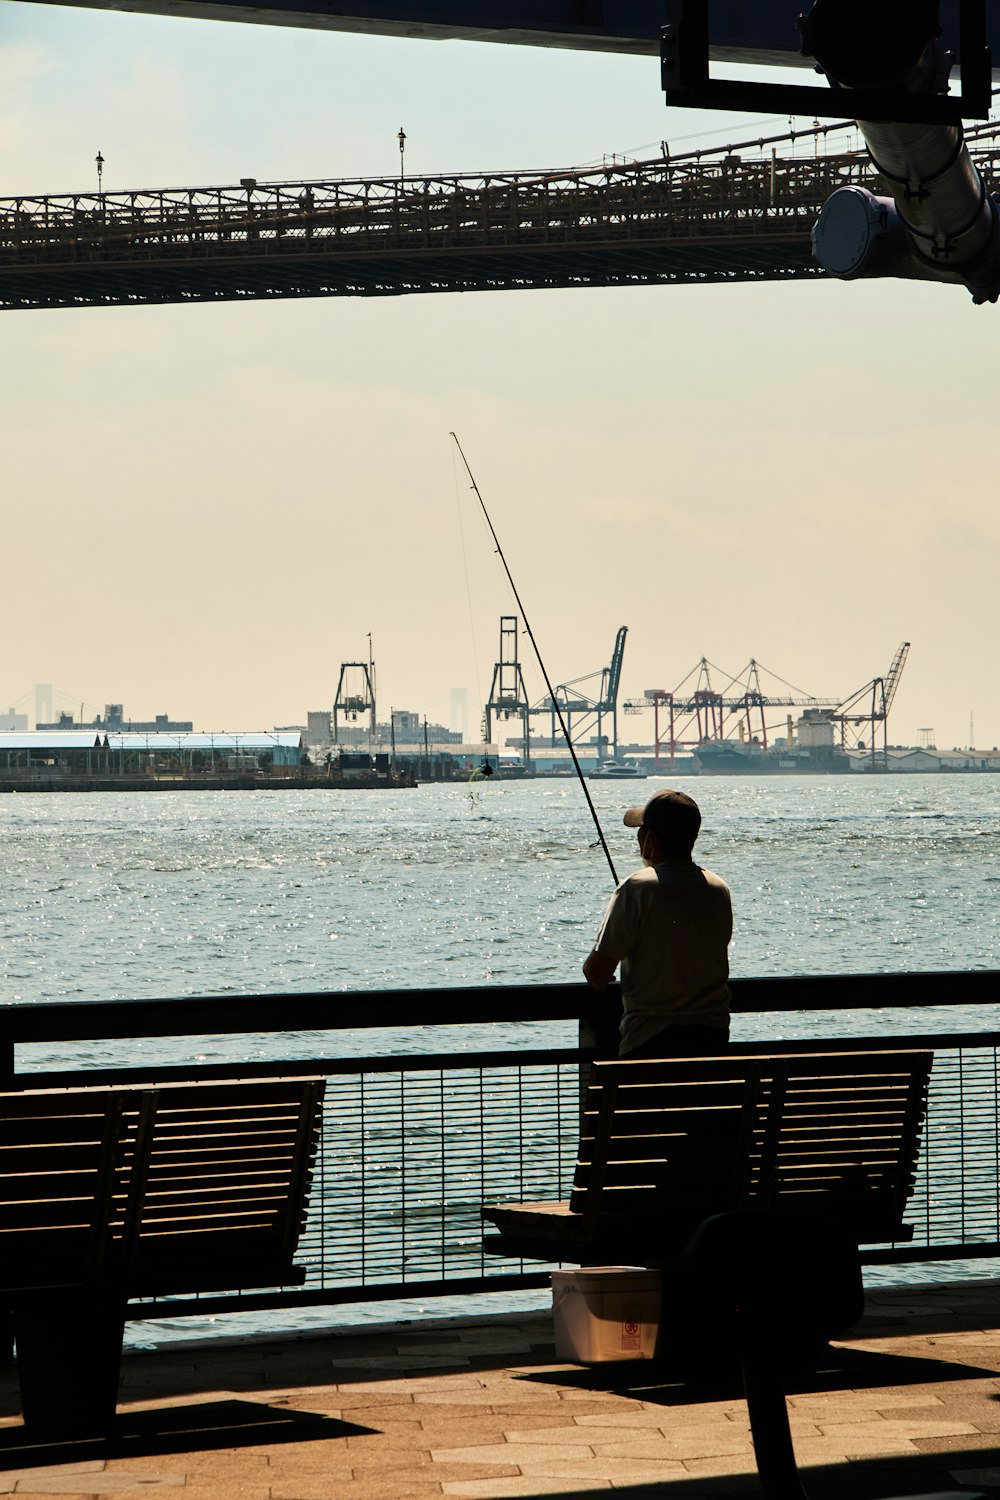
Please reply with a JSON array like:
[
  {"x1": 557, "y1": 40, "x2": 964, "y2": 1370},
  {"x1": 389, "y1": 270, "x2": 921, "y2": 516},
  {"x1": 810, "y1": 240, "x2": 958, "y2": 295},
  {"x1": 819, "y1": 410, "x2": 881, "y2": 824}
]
[
  {"x1": 516, "y1": 1340, "x2": 998, "y2": 1405},
  {"x1": 0, "y1": 1398, "x2": 375, "y2": 1469}
]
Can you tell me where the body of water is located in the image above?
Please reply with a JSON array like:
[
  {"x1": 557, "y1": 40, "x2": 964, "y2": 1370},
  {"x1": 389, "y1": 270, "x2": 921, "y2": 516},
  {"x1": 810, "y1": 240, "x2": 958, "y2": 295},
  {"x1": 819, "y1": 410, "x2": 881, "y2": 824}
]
[
  {"x1": 3, "y1": 771, "x2": 996, "y2": 1011},
  {"x1": 1, "y1": 774, "x2": 997, "y2": 1338}
]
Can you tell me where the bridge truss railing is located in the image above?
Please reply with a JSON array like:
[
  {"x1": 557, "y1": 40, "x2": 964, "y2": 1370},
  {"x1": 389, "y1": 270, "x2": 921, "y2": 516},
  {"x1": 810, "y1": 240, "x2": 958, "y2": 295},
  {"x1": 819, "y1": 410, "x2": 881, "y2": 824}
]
[
  {"x1": 1, "y1": 970, "x2": 998, "y2": 1322},
  {"x1": 0, "y1": 137, "x2": 886, "y2": 268}
]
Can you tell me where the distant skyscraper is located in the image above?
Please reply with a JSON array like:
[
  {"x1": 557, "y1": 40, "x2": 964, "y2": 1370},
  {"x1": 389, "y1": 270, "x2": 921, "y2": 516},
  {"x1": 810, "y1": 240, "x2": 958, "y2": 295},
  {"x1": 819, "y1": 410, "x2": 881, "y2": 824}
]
[
  {"x1": 34, "y1": 684, "x2": 52, "y2": 729},
  {"x1": 450, "y1": 687, "x2": 469, "y2": 739},
  {"x1": 0, "y1": 708, "x2": 28, "y2": 731}
]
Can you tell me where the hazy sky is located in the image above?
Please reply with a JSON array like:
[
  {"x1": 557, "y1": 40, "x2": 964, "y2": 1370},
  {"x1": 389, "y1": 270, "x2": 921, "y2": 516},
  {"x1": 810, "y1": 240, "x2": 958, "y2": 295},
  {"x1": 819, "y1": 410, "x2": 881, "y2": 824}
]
[{"x1": 2, "y1": 3, "x2": 997, "y2": 749}]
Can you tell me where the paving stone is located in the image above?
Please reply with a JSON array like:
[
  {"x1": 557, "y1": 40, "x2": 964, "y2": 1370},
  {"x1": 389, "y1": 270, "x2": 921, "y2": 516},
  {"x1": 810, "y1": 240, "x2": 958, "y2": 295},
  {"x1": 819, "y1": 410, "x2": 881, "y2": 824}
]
[
  {"x1": 413, "y1": 1389, "x2": 567, "y2": 1407},
  {"x1": 272, "y1": 1480, "x2": 445, "y2": 1500},
  {"x1": 791, "y1": 1436, "x2": 922, "y2": 1461},
  {"x1": 257, "y1": 1452, "x2": 366, "y2": 1474},
  {"x1": 504, "y1": 1424, "x2": 757, "y2": 1458},
  {"x1": 554, "y1": 1388, "x2": 661, "y2": 1404},
  {"x1": 503, "y1": 1426, "x2": 617, "y2": 1446},
  {"x1": 909, "y1": 1433, "x2": 1000, "y2": 1453},
  {"x1": 344, "y1": 1425, "x2": 434, "y2": 1450},
  {"x1": 0, "y1": 1471, "x2": 106, "y2": 1483},
  {"x1": 555, "y1": 1399, "x2": 656, "y2": 1417},
  {"x1": 503, "y1": 1457, "x2": 690, "y2": 1482},
  {"x1": 323, "y1": 1402, "x2": 426, "y2": 1426},
  {"x1": 2, "y1": 1491, "x2": 105, "y2": 1500},
  {"x1": 112, "y1": 1456, "x2": 259, "y2": 1475},
  {"x1": 431, "y1": 1443, "x2": 593, "y2": 1466},
  {"x1": 678, "y1": 1454, "x2": 757, "y2": 1478},
  {"x1": 790, "y1": 1392, "x2": 947, "y2": 1412},
  {"x1": 442, "y1": 1480, "x2": 611, "y2": 1497},
  {"x1": 913, "y1": 1401, "x2": 1000, "y2": 1424},
  {"x1": 571, "y1": 1412, "x2": 677, "y2": 1429},
  {"x1": 413, "y1": 1464, "x2": 523, "y2": 1483},
  {"x1": 590, "y1": 1436, "x2": 753, "y2": 1462},
  {"x1": 322, "y1": 1388, "x2": 418, "y2": 1410},
  {"x1": 815, "y1": 1418, "x2": 979, "y2": 1440},
  {"x1": 14, "y1": 1479, "x2": 184, "y2": 1495},
  {"x1": 428, "y1": 1416, "x2": 564, "y2": 1442},
  {"x1": 344, "y1": 1376, "x2": 486, "y2": 1395}
]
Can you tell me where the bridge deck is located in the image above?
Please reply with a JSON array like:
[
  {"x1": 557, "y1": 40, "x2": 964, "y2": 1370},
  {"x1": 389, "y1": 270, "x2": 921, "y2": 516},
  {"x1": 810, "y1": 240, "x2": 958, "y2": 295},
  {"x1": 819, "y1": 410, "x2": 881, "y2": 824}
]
[{"x1": 4, "y1": 128, "x2": 999, "y2": 311}]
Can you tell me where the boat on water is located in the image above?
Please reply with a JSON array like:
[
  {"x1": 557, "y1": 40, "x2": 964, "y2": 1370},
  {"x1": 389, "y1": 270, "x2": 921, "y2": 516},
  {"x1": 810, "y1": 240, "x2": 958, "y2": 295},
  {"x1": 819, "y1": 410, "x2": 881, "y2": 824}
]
[
  {"x1": 694, "y1": 741, "x2": 852, "y2": 775},
  {"x1": 588, "y1": 759, "x2": 648, "y2": 780}
]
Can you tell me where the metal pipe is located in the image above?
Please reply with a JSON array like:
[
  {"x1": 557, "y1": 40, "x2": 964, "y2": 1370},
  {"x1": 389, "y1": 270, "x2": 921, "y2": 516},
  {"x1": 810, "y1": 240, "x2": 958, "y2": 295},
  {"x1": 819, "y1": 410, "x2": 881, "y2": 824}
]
[{"x1": 803, "y1": 0, "x2": 1000, "y2": 303}]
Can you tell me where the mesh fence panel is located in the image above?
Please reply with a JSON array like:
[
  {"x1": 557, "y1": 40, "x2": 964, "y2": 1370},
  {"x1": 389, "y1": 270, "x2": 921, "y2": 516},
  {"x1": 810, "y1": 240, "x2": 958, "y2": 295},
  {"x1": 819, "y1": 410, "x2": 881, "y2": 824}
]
[
  {"x1": 126, "y1": 1038, "x2": 1000, "y2": 1315},
  {"x1": 300, "y1": 1060, "x2": 580, "y2": 1291}
]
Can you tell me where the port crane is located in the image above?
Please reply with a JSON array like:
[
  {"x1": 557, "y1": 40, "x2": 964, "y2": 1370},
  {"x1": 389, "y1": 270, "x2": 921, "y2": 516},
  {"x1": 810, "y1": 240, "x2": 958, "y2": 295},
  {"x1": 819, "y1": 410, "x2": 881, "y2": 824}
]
[
  {"x1": 333, "y1": 657, "x2": 377, "y2": 748},
  {"x1": 625, "y1": 658, "x2": 840, "y2": 765},
  {"x1": 484, "y1": 620, "x2": 628, "y2": 763},
  {"x1": 534, "y1": 626, "x2": 629, "y2": 763},
  {"x1": 834, "y1": 641, "x2": 911, "y2": 770},
  {"x1": 484, "y1": 616, "x2": 532, "y2": 764}
]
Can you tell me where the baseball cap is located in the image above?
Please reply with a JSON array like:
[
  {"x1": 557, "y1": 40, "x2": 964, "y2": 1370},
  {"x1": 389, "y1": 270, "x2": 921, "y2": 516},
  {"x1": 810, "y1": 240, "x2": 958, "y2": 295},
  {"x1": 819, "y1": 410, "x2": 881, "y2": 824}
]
[{"x1": 623, "y1": 789, "x2": 702, "y2": 846}]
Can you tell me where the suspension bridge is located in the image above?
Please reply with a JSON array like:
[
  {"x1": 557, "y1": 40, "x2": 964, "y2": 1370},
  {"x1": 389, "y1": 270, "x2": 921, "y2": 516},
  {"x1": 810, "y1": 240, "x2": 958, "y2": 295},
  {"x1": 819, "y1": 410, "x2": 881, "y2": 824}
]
[
  {"x1": 4, "y1": 123, "x2": 1000, "y2": 312},
  {"x1": 0, "y1": 126, "x2": 876, "y2": 310}
]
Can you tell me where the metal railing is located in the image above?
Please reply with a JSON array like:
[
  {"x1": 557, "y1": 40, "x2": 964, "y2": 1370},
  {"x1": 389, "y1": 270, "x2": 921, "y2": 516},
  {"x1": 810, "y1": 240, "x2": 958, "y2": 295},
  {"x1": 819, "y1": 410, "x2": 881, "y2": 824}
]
[
  {"x1": 2, "y1": 971, "x2": 998, "y2": 1317},
  {"x1": 0, "y1": 152, "x2": 856, "y2": 262}
]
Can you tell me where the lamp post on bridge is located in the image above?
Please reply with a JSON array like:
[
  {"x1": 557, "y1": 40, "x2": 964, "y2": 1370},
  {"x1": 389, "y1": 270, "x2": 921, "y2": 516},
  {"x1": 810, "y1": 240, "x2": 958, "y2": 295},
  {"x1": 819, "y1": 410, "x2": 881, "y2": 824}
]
[
  {"x1": 95, "y1": 151, "x2": 104, "y2": 196},
  {"x1": 398, "y1": 127, "x2": 406, "y2": 186}
]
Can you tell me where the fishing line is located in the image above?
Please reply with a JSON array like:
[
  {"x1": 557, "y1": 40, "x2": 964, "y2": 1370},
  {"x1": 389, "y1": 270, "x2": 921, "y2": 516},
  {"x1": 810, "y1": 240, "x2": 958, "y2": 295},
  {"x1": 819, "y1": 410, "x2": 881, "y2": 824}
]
[{"x1": 451, "y1": 433, "x2": 619, "y2": 886}]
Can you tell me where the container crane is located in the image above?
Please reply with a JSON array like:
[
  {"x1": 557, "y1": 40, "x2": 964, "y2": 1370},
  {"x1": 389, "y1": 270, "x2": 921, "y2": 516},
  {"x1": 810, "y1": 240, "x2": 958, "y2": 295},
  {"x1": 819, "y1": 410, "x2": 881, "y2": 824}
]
[
  {"x1": 333, "y1": 659, "x2": 377, "y2": 748},
  {"x1": 483, "y1": 622, "x2": 629, "y2": 762},
  {"x1": 533, "y1": 626, "x2": 628, "y2": 762},
  {"x1": 625, "y1": 658, "x2": 840, "y2": 765},
  {"x1": 835, "y1": 641, "x2": 911, "y2": 770},
  {"x1": 484, "y1": 616, "x2": 531, "y2": 765}
]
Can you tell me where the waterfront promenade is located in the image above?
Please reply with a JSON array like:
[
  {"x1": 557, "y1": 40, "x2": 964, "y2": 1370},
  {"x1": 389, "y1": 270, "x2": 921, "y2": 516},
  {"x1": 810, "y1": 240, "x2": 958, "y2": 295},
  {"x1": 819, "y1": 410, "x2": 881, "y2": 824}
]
[{"x1": 3, "y1": 1281, "x2": 1000, "y2": 1498}]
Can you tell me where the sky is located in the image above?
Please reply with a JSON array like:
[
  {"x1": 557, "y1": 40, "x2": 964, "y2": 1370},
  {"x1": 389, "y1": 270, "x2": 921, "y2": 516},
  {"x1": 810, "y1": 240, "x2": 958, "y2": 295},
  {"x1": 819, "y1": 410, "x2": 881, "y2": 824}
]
[{"x1": 1, "y1": 3, "x2": 997, "y2": 750}]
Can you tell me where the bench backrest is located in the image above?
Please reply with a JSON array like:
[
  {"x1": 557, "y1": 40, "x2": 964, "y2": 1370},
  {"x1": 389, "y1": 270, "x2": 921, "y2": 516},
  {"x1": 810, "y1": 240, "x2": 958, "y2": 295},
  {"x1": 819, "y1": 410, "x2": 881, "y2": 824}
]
[
  {"x1": 0, "y1": 1088, "x2": 126, "y2": 1281},
  {"x1": 571, "y1": 1051, "x2": 932, "y2": 1244},
  {"x1": 0, "y1": 1076, "x2": 325, "y2": 1293}
]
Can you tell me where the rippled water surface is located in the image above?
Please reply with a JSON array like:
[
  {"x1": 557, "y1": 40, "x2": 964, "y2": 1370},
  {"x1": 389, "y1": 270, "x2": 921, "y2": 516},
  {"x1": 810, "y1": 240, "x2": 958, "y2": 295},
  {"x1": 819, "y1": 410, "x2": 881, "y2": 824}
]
[
  {"x1": 1, "y1": 775, "x2": 997, "y2": 1334},
  {"x1": 3, "y1": 774, "x2": 996, "y2": 1003}
]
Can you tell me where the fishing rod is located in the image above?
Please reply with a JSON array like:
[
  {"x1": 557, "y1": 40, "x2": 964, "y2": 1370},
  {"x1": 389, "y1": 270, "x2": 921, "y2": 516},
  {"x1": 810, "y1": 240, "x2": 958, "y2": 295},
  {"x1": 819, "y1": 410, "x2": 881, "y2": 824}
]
[{"x1": 451, "y1": 433, "x2": 620, "y2": 887}]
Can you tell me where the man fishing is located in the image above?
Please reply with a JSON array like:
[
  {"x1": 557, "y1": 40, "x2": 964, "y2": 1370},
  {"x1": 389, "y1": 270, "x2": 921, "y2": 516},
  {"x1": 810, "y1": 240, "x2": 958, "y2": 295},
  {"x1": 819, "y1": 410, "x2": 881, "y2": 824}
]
[{"x1": 583, "y1": 790, "x2": 732, "y2": 1059}]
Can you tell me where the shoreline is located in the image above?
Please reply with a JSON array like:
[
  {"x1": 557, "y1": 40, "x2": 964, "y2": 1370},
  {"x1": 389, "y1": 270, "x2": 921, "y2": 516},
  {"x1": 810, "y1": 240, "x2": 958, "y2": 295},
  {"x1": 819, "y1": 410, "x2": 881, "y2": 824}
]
[{"x1": 0, "y1": 775, "x2": 419, "y2": 793}]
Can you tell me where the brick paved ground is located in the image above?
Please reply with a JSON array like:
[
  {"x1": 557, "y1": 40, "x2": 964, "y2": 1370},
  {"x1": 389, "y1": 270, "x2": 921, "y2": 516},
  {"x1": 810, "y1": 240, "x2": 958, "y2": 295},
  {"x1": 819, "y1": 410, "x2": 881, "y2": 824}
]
[{"x1": 1, "y1": 1281, "x2": 1000, "y2": 1498}]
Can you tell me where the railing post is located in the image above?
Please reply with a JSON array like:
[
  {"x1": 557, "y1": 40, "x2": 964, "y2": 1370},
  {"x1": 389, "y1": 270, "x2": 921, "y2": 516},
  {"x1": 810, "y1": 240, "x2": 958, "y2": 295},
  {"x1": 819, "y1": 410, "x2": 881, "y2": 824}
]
[{"x1": 579, "y1": 988, "x2": 621, "y2": 1112}]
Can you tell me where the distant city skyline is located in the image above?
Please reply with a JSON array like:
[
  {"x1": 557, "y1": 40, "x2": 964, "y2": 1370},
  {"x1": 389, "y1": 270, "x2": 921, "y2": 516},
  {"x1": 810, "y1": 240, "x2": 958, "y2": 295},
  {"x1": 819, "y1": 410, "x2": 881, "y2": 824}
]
[
  {"x1": 3, "y1": 4, "x2": 997, "y2": 751},
  {"x1": 4, "y1": 674, "x2": 989, "y2": 753}
]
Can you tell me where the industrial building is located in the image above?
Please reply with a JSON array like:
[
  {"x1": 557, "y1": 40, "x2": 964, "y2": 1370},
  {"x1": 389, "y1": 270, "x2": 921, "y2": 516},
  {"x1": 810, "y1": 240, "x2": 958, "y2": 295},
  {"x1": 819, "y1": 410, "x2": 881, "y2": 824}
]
[
  {"x1": 36, "y1": 705, "x2": 194, "y2": 733},
  {"x1": 0, "y1": 731, "x2": 304, "y2": 776}
]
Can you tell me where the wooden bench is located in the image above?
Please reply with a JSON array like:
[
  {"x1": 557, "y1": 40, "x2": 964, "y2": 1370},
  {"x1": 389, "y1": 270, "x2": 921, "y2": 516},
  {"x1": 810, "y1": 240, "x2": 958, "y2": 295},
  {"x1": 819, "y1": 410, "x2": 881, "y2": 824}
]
[
  {"x1": 483, "y1": 1050, "x2": 933, "y2": 1265},
  {"x1": 0, "y1": 1075, "x2": 325, "y2": 1436}
]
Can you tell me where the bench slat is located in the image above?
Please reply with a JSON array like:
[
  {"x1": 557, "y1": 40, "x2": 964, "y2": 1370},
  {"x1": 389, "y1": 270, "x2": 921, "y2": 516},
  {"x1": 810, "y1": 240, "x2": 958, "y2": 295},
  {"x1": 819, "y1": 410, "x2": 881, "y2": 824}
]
[
  {"x1": 0, "y1": 1076, "x2": 325, "y2": 1292},
  {"x1": 490, "y1": 1049, "x2": 932, "y2": 1257}
]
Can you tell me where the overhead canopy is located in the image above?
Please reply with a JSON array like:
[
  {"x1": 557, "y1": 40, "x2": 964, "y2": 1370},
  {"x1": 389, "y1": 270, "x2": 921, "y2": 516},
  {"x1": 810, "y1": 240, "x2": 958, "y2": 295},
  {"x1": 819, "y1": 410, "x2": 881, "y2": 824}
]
[
  {"x1": 0, "y1": 731, "x2": 303, "y2": 751},
  {"x1": 5, "y1": 0, "x2": 855, "y2": 60}
]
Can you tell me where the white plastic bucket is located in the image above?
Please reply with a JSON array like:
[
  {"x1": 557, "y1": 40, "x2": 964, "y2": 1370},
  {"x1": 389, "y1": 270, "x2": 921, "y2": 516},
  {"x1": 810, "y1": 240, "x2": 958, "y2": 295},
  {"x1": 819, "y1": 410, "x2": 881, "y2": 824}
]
[{"x1": 551, "y1": 1266, "x2": 661, "y2": 1363}]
